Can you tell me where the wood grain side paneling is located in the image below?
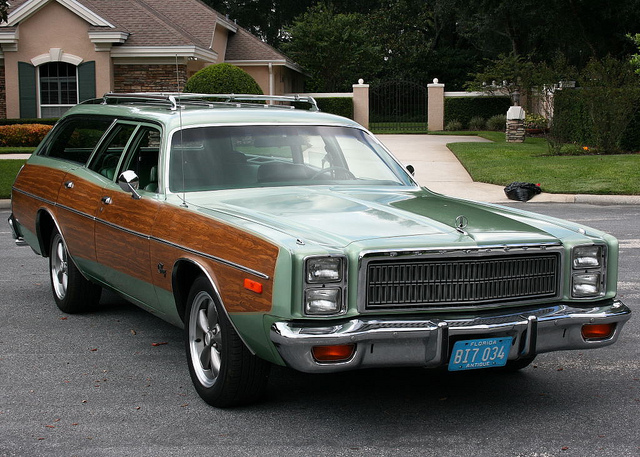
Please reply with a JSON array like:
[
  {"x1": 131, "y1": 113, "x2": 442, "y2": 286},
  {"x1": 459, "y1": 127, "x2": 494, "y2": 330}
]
[
  {"x1": 11, "y1": 164, "x2": 64, "y2": 236},
  {"x1": 55, "y1": 174, "x2": 103, "y2": 262},
  {"x1": 95, "y1": 191, "x2": 162, "y2": 287},
  {"x1": 12, "y1": 164, "x2": 65, "y2": 204},
  {"x1": 151, "y1": 205, "x2": 279, "y2": 313}
]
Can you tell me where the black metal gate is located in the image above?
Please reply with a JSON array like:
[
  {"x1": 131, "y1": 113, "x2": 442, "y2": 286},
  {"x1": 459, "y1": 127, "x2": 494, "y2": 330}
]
[{"x1": 369, "y1": 80, "x2": 428, "y2": 133}]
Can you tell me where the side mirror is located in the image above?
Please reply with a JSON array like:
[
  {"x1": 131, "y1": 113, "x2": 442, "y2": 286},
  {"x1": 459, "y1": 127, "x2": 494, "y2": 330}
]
[
  {"x1": 406, "y1": 164, "x2": 415, "y2": 176},
  {"x1": 118, "y1": 170, "x2": 142, "y2": 200}
]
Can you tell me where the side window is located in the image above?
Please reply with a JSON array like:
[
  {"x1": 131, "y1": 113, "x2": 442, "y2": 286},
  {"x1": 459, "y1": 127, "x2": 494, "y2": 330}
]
[
  {"x1": 120, "y1": 126, "x2": 161, "y2": 193},
  {"x1": 87, "y1": 123, "x2": 137, "y2": 180},
  {"x1": 42, "y1": 117, "x2": 113, "y2": 164}
]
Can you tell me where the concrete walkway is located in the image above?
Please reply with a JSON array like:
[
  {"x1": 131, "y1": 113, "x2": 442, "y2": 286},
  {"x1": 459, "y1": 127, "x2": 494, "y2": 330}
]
[
  {"x1": 378, "y1": 134, "x2": 640, "y2": 205},
  {"x1": 2, "y1": 135, "x2": 639, "y2": 208}
]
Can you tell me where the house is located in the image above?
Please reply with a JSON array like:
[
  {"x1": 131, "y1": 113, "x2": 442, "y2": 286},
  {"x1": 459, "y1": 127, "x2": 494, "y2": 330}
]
[{"x1": 0, "y1": 0, "x2": 306, "y2": 119}]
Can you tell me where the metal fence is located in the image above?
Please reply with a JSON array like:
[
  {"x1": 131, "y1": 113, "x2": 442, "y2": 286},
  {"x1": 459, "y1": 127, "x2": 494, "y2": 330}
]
[{"x1": 369, "y1": 80, "x2": 428, "y2": 133}]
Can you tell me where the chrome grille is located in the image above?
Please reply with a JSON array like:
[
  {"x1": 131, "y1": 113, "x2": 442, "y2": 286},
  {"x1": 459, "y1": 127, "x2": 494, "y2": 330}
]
[{"x1": 365, "y1": 253, "x2": 560, "y2": 310}]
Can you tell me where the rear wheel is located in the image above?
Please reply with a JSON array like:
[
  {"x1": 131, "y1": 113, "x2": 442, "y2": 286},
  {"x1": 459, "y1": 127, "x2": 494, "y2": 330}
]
[
  {"x1": 49, "y1": 231, "x2": 101, "y2": 314},
  {"x1": 184, "y1": 276, "x2": 270, "y2": 407}
]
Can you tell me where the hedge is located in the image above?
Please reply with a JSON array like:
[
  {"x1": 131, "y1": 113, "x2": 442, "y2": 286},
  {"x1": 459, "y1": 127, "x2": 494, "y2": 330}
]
[
  {"x1": 0, "y1": 118, "x2": 58, "y2": 126},
  {"x1": 316, "y1": 97, "x2": 353, "y2": 119},
  {"x1": 553, "y1": 88, "x2": 640, "y2": 152},
  {"x1": 444, "y1": 97, "x2": 511, "y2": 128},
  {"x1": 0, "y1": 124, "x2": 53, "y2": 147}
]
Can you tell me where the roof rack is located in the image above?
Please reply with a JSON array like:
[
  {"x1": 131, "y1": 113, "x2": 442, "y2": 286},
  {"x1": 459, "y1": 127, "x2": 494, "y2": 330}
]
[{"x1": 101, "y1": 93, "x2": 319, "y2": 112}]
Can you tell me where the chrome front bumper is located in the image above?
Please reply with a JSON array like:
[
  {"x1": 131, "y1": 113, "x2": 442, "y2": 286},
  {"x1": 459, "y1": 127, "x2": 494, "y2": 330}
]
[{"x1": 270, "y1": 301, "x2": 631, "y2": 373}]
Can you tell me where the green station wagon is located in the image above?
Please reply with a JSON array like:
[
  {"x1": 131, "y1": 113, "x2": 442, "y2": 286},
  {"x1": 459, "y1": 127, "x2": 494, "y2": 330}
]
[{"x1": 9, "y1": 93, "x2": 631, "y2": 407}]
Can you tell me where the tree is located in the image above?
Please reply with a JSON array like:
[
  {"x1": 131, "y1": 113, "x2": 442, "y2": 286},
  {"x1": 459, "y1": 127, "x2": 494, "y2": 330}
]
[
  {"x1": 366, "y1": 0, "x2": 481, "y2": 87},
  {"x1": 451, "y1": 0, "x2": 640, "y2": 67},
  {"x1": 466, "y1": 54, "x2": 576, "y2": 107},
  {"x1": 280, "y1": 3, "x2": 382, "y2": 92},
  {"x1": 1, "y1": 0, "x2": 9, "y2": 22},
  {"x1": 203, "y1": 0, "x2": 314, "y2": 47},
  {"x1": 578, "y1": 56, "x2": 640, "y2": 153},
  {"x1": 203, "y1": 1, "x2": 385, "y2": 47}
]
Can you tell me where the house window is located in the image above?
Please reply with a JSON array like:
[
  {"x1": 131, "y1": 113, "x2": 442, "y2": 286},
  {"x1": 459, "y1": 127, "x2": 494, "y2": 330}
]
[{"x1": 39, "y1": 62, "x2": 78, "y2": 118}]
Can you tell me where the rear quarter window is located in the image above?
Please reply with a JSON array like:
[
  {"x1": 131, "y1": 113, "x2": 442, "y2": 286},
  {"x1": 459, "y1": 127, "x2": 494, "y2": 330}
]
[{"x1": 40, "y1": 116, "x2": 114, "y2": 165}]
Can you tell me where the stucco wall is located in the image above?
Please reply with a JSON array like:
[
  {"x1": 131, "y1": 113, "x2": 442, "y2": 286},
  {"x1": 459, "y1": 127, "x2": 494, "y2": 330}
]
[
  {"x1": 0, "y1": 64, "x2": 6, "y2": 118},
  {"x1": 4, "y1": 1, "x2": 112, "y2": 118},
  {"x1": 211, "y1": 27, "x2": 229, "y2": 63},
  {"x1": 236, "y1": 65, "x2": 305, "y2": 96}
]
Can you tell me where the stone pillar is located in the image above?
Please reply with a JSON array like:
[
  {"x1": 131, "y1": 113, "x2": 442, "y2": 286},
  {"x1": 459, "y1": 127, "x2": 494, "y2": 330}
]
[
  {"x1": 506, "y1": 106, "x2": 526, "y2": 142},
  {"x1": 353, "y1": 79, "x2": 369, "y2": 129},
  {"x1": 428, "y1": 78, "x2": 445, "y2": 131}
]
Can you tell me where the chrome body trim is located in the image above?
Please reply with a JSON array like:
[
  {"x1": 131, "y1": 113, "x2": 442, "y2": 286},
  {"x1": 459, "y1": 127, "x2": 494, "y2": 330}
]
[
  {"x1": 270, "y1": 300, "x2": 631, "y2": 373},
  {"x1": 302, "y1": 254, "x2": 348, "y2": 317},
  {"x1": 570, "y1": 243, "x2": 608, "y2": 300},
  {"x1": 12, "y1": 187, "x2": 269, "y2": 280}
]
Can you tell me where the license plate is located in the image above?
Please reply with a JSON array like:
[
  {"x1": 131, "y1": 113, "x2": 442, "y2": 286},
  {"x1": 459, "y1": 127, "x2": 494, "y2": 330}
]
[{"x1": 448, "y1": 337, "x2": 513, "y2": 371}]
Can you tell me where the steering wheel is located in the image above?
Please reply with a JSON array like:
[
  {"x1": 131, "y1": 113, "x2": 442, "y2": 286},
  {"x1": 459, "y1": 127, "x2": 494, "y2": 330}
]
[{"x1": 310, "y1": 166, "x2": 356, "y2": 180}]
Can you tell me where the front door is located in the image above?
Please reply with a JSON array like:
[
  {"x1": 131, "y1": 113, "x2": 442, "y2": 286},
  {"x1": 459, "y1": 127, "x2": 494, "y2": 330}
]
[{"x1": 89, "y1": 123, "x2": 163, "y2": 310}]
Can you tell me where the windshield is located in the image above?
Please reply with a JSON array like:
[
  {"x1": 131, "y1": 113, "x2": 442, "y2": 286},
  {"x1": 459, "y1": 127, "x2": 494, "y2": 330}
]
[{"x1": 169, "y1": 125, "x2": 413, "y2": 192}]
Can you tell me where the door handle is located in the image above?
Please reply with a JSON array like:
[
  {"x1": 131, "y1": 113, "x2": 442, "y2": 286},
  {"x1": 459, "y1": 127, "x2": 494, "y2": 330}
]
[
  {"x1": 64, "y1": 181, "x2": 74, "y2": 189},
  {"x1": 101, "y1": 196, "x2": 112, "y2": 205}
]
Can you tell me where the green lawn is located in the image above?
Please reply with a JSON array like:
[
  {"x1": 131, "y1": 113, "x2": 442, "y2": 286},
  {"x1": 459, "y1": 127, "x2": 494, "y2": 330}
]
[
  {"x1": 0, "y1": 160, "x2": 26, "y2": 199},
  {"x1": 0, "y1": 147, "x2": 35, "y2": 155},
  {"x1": 448, "y1": 133, "x2": 640, "y2": 195}
]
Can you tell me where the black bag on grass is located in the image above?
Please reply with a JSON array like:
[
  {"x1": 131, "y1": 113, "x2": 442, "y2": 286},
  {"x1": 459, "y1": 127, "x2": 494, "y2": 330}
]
[{"x1": 504, "y1": 182, "x2": 542, "y2": 202}]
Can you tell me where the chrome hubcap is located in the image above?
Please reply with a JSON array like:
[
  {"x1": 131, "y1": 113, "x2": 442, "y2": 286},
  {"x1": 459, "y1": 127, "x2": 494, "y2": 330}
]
[
  {"x1": 51, "y1": 238, "x2": 68, "y2": 300},
  {"x1": 188, "y1": 291, "x2": 222, "y2": 388}
]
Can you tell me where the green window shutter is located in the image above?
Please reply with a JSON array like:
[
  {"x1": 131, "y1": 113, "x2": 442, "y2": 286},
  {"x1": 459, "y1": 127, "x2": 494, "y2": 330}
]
[
  {"x1": 78, "y1": 61, "x2": 96, "y2": 102},
  {"x1": 18, "y1": 62, "x2": 37, "y2": 118}
]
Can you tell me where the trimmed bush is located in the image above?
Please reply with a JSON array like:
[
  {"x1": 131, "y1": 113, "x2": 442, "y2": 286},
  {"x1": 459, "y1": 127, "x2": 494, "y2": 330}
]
[
  {"x1": 184, "y1": 63, "x2": 263, "y2": 95},
  {"x1": 0, "y1": 124, "x2": 52, "y2": 147},
  {"x1": 468, "y1": 116, "x2": 486, "y2": 130},
  {"x1": 444, "y1": 97, "x2": 511, "y2": 127},
  {"x1": 486, "y1": 114, "x2": 507, "y2": 131},
  {"x1": 445, "y1": 119, "x2": 463, "y2": 131}
]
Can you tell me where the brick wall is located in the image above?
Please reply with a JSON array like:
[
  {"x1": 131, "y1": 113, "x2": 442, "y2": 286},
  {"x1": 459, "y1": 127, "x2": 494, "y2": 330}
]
[
  {"x1": 113, "y1": 64, "x2": 188, "y2": 93},
  {"x1": 0, "y1": 64, "x2": 6, "y2": 119}
]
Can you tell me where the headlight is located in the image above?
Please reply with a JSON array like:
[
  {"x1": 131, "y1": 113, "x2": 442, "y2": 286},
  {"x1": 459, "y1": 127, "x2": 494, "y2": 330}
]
[
  {"x1": 571, "y1": 245, "x2": 606, "y2": 298},
  {"x1": 304, "y1": 256, "x2": 347, "y2": 316},
  {"x1": 306, "y1": 257, "x2": 343, "y2": 283},
  {"x1": 305, "y1": 288, "x2": 342, "y2": 315},
  {"x1": 572, "y1": 245, "x2": 603, "y2": 269},
  {"x1": 572, "y1": 273, "x2": 602, "y2": 297}
]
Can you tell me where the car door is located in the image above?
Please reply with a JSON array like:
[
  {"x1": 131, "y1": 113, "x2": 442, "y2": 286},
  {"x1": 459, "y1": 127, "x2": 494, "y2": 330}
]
[
  {"x1": 90, "y1": 123, "x2": 163, "y2": 310},
  {"x1": 41, "y1": 116, "x2": 115, "y2": 270}
]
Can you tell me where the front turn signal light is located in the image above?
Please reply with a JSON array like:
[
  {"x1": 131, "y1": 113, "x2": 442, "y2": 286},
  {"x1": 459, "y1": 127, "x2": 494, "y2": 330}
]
[
  {"x1": 582, "y1": 323, "x2": 615, "y2": 340},
  {"x1": 312, "y1": 344, "x2": 355, "y2": 362}
]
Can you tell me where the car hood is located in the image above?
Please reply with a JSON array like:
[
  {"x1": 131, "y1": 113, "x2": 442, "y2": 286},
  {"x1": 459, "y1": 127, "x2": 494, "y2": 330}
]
[{"x1": 185, "y1": 187, "x2": 586, "y2": 248}]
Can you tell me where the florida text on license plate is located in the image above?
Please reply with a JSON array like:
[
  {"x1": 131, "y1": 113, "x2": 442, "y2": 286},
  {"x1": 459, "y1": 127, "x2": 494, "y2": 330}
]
[{"x1": 448, "y1": 337, "x2": 513, "y2": 371}]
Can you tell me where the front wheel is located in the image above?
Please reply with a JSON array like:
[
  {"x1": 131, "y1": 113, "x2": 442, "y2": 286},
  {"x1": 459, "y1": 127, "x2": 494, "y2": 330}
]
[
  {"x1": 49, "y1": 231, "x2": 101, "y2": 314},
  {"x1": 184, "y1": 277, "x2": 270, "y2": 407}
]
